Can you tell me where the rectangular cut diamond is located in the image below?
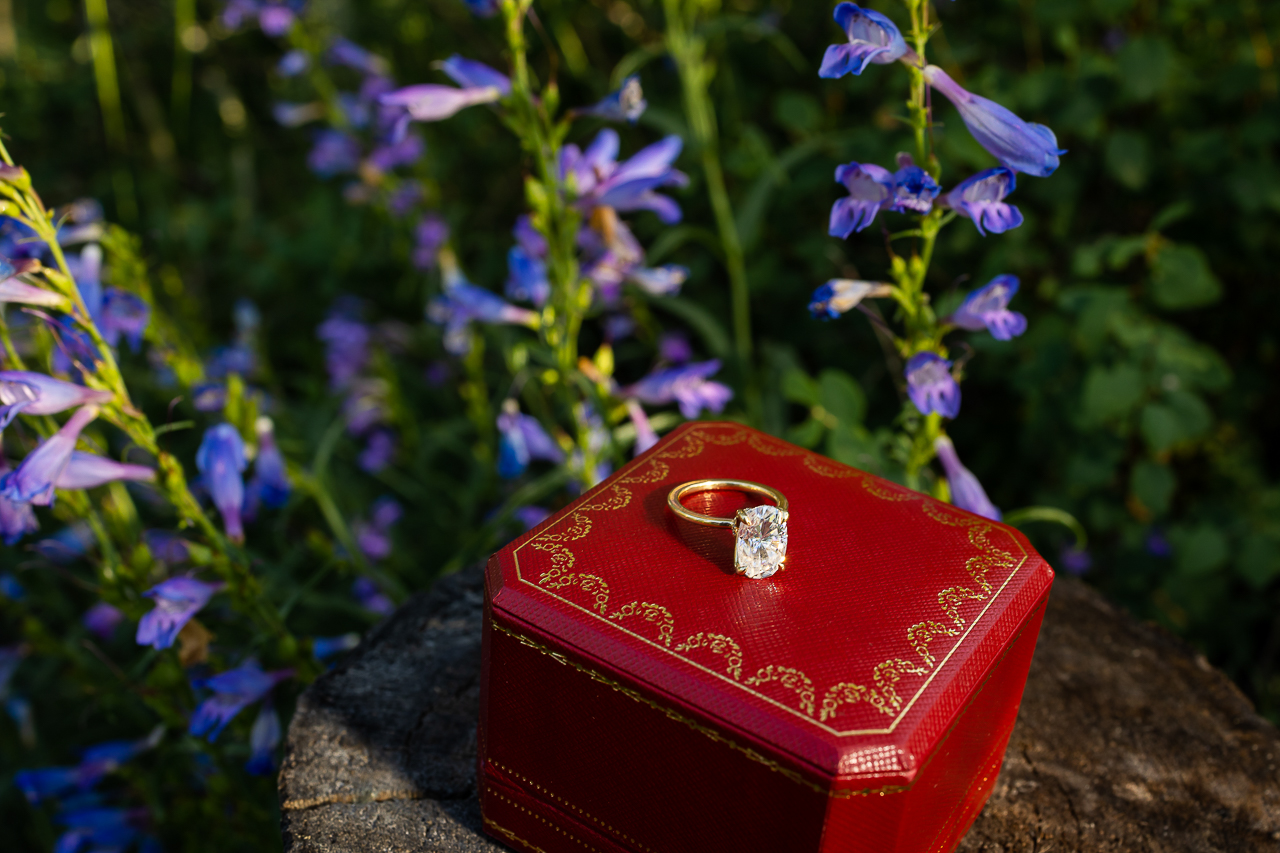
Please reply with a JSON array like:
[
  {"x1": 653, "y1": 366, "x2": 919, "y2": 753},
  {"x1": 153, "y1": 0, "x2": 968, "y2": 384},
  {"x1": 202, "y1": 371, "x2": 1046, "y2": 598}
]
[{"x1": 732, "y1": 505, "x2": 789, "y2": 579}]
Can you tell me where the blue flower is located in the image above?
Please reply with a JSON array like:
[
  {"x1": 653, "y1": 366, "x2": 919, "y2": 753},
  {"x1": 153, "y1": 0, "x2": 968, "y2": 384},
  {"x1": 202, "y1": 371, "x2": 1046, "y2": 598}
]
[
  {"x1": 307, "y1": 130, "x2": 362, "y2": 177},
  {"x1": 506, "y1": 246, "x2": 550, "y2": 306},
  {"x1": 54, "y1": 452, "x2": 155, "y2": 490},
  {"x1": 54, "y1": 806, "x2": 147, "y2": 853},
  {"x1": 819, "y1": 3, "x2": 908, "y2": 78},
  {"x1": 560, "y1": 130, "x2": 688, "y2": 223},
  {"x1": 624, "y1": 360, "x2": 733, "y2": 419},
  {"x1": 950, "y1": 275, "x2": 1027, "y2": 340},
  {"x1": 358, "y1": 428, "x2": 396, "y2": 473},
  {"x1": 428, "y1": 275, "x2": 539, "y2": 355},
  {"x1": 144, "y1": 529, "x2": 191, "y2": 563},
  {"x1": 497, "y1": 404, "x2": 566, "y2": 478},
  {"x1": 135, "y1": 577, "x2": 224, "y2": 650},
  {"x1": 829, "y1": 162, "x2": 893, "y2": 236},
  {"x1": 933, "y1": 435, "x2": 1001, "y2": 521},
  {"x1": 905, "y1": 352, "x2": 960, "y2": 419},
  {"x1": 366, "y1": 134, "x2": 425, "y2": 172},
  {"x1": 189, "y1": 659, "x2": 292, "y2": 742},
  {"x1": 248, "y1": 417, "x2": 291, "y2": 509},
  {"x1": 0, "y1": 572, "x2": 23, "y2": 600},
  {"x1": 628, "y1": 265, "x2": 688, "y2": 296},
  {"x1": 923, "y1": 65, "x2": 1065, "y2": 177},
  {"x1": 0, "y1": 474, "x2": 37, "y2": 544},
  {"x1": 412, "y1": 214, "x2": 449, "y2": 270},
  {"x1": 312, "y1": 633, "x2": 360, "y2": 660},
  {"x1": 809, "y1": 279, "x2": 892, "y2": 319},
  {"x1": 1059, "y1": 546, "x2": 1092, "y2": 574},
  {"x1": 1, "y1": 405, "x2": 98, "y2": 506},
  {"x1": 100, "y1": 290, "x2": 150, "y2": 351},
  {"x1": 944, "y1": 167, "x2": 1024, "y2": 236},
  {"x1": 891, "y1": 164, "x2": 940, "y2": 213},
  {"x1": 277, "y1": 49, "x2": 309, "y2": 77},
  {"x1": 317, "y1": 301, "x2": 371, "y2": 390},
  {"x1": 0, "y1": 255, "x2": 69, "y2": 308},
  {"x1": 246, "y1": 703, "x2": 281, "y2": 775},
  {"x1": 513, "y1": 506, "x2": 551, "y2": 530},
  {"x1": 196, "y1": 424, "x2": 248, "y2": 543},
  {"x1": 14, "y1": 766, "x2": 104, "y2": 804},
  {"x1": 352, "y1": 577, "x2": 395, "y2": 616},
  {"x1": 582, "y1": 76, "x2": 647, "y2": 123},
  {"x1": 437, "y1": 56, "x2": 511, "y2": 95},
  {"x1": 379, "y1": 82, "x2": 504, "y2": 123},
  {"x1": 626, "y1": 400, "x2": 660, "y2": 455},
  {"x1": 461, "y1": 0, "x2": 499, "y2": 17},
  {"x1": 326, "y1": 37, "x2": 386, "y2": 76}
]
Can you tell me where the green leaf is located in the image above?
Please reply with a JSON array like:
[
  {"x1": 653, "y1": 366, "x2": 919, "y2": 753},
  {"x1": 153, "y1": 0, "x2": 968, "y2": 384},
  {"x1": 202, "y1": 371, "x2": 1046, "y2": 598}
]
[
  {"x1": 818, "y1": 369, "x2": 865, "y2": 426},
  {"x1": 1171, "y1": 524, "x2": 1229, "y2": 577},
  {"x1": 1140, "y1": 390, "x2": 1213, "y2": 452},
  {"x1": 772, "y1": 90, "x2": 823, "y2": 137},
  {"x1": 786, "y1": 417, "x2": 825, "y2": 449},
  {"x1": 1236, "y1": 534, "x2": 1280, "y2": 590},
  {"x1": 1081, "y1": 363, "x2": 1144, "y2": 422},
  {"x1": 1149, "y1": 244, "x2": 1222, "y2": 310},
  {"x1": 781, "y1": 368, "x2": 819, "y2": 406},
  {"x1": 1117, "y1": 36, "x2": 1175, "y2": 101},
  {"x1": 1106, "y1": 131, "x2": 1150, "y2": 190},
  {"x1": 1130, "y1": 460, "x2": 1175, "y2": 516},
  {"x1": 1149, "y1": 200, "x2": 1193, "y2": 232},
  {"x1": 826, "y1": 424, "x2": 888, "y2": 475}
]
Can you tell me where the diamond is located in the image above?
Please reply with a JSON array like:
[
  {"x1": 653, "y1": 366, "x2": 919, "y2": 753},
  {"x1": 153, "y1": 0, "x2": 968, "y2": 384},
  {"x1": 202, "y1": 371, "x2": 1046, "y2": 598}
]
[{"x1": 732, "y1": 505, "x2": 789, "y2": 579}]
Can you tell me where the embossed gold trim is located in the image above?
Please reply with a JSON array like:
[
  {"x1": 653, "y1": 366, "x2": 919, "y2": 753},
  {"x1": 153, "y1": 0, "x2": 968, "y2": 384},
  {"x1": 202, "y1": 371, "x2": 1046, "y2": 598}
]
[
  {"x1": 485, "y1": 790, "x2": 602, "y2": 851},
  {"x1": 509, "y1": 425, "x2": 1030, "y2": 737}
]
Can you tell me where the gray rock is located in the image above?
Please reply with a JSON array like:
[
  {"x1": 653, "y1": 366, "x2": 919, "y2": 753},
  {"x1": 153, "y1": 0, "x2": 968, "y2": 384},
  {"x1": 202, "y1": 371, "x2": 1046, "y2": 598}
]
[{"x1": 280, "y1": 567, "x2": 1280, "y2": 852}]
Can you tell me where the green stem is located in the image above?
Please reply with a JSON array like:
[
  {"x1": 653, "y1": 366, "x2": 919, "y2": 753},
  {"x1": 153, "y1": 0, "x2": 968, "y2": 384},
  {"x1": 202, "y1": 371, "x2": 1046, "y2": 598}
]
[
  {"x1": 83, "y1": 0, "x2": 137, "y2": 223},
  {"x1": 662, "y1": 0, "x2": 757, "y2": 421}
]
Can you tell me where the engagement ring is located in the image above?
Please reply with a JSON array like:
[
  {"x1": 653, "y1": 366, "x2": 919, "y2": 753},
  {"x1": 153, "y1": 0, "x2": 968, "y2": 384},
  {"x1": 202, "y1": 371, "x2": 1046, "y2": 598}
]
[{"x1": 667, "y1": 480, "x2": 789, "y2": 579}]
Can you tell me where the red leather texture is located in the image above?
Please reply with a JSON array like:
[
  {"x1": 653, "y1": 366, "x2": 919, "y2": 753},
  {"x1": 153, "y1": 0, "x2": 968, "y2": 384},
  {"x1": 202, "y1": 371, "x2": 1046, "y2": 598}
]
[{"x1": 479, "y1": 422, "x2": 1054, "y2": 852}]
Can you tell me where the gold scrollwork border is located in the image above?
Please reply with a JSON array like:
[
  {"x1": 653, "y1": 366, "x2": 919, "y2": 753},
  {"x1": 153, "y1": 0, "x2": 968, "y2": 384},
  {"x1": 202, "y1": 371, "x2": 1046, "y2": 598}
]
[{"x1": 510, "y1": 425, "x2": 1029, "y2": 737}]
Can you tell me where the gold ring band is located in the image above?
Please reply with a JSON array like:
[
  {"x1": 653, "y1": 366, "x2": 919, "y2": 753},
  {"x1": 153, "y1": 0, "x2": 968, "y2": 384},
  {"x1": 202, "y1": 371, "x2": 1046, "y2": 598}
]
[{"x1": 667, "y1": 479, "x2": 789, "y2": 528}]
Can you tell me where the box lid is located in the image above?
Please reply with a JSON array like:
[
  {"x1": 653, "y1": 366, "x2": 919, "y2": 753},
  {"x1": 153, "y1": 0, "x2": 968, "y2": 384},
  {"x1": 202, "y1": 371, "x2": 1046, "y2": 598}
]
[{"x1": 488, "y1": 422, "x2": 1054, "y2": 789}]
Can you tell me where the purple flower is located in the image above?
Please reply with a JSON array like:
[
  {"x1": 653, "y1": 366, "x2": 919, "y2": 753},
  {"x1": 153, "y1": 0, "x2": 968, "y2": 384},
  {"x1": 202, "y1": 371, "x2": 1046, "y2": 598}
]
[
  {"x1": 101, "y1": 290, "x2": 150, "y2": 351},
  {"x1": 312, "y1": 633, "x2": 360, "y2": 660},
  {"x1": 626, "y1": 400, "x2": 659, "y2": 455},
  {"x1": 829, "y1": 162, "x2": 893, "y2": 237},
  {"x1": 277, "y1": 49, "x2": 309, "y2": 77},
  {"x1": 192, "y1": 382, "x2": 227, "y2": 412},
  {"x1": 506, "y1": 245, "x2": 550, "y2": 306},
  {"x1": 944, "y1": 167, "x2": 1024, "y2": 236},
  {"x1": 54, "y1": 806, "x2": 147, "y2": 853},
  {"x1": 560, "y1": 130, "x2": 688, "y2": 223},
  {"x1": 248, "y1": 417, "x2": 290, "y2": 509},
  {"x1": 196, "y1": 424, "x2": 248, "y2": 543},
  {"x1": 0, "y1": 572, "x2": 23, "y2": 600},
  {"x1": 144, "y1": 530, "x2": 191, "y2": 564},
  {"x1": 326, "y1": 37, "x2": 386, "y2": 76},
  {"x1": 367, "y1": 134, "x2": 424, "y2": 172},
  {"x1": 379, "y1": 83, "x2": 504, "y2": 123},
  {"x1": 905, "y1": 352, "x2": 960, "y2": 419},
  {"x1": 658, "y1": 333, "x2": 692, "y2": 364},
  {"x1": 625, "y1": 360, "x2": 733, "y2": 419},
  {"x1": 819, "y1": 3, "x2": 908, "y2": 78},
  {"x1": 629, "y1": 265, "x2": 688, "y2": 296},
  {"x1": 258, "y1": 1, "x2": 301, "y2": 36},
  {"x1": 809, "y1": 279, "x2": 892, "y2": 319},
  {"x1": 934, "y1": 435, "x2": 1001, "y2": 521},
  {"x1": 497, "y1": 404, "x2": 566, "y2": 479},
  {"x1": 358, "y1": 428, "x2": 396, "y2": 473},
  {"x1": 438, "y1": 56, "x2": 511, "y2": 95},
  {"x1": 1146, "y1": 529, "x2": 1173, "y2": 557},
  {"x1": 352, "y1": 577, "x2": 395, "y2": 616},
  {"x1": 1059, "y1": 546, "x2": 1092, "y2": 574},
  {"x1": 55, "y1": 452, "x2": 155, "y2": 490},
  {"x1": 387, "y1": 181, "x2": 423, "y2": 218},
  {"x1": 513, "y1": 506, "x2": 551, "y2": 530},
  {"x1": 189, "y1": 659, "x2": 292, "y2": 742},
  {"x1": 513, "y1": 215, "x2": 548, "y2": 257},
  {"x1": 582, "y1": 76, "x2": 646, "y2": 123},
  {"x1": 355, "y1": 496, "x2": 402, "y2": 560},
  {"x1": 83, "y1": 602, "x2": 124, "y2": 640},
  {"x1": 317, "y1": 303, "x2": 370, "y2": 389},
  {"x1": 603, "y1": 313, "x2": 636, "y2": 342},
  {"x1": 245, "y1": 703, "x2": 281, "y2": 775},
  {"x1": 0, "y1": 255, "x2": 69, "y2": 308},
  {"x1": 412, "y1": 214, "x2": 449, "y2": 270},
  {"x1": 891, "y1": 164, "x2": 940, "y2": 213},
  {"x1": 136, "y1": 577, "x2": 224, "y2": 650},
  {"x1": 950, "y1": 275, "x2": 1027, "y2": 340},
  {"x1": 579, "y1": 217, "x2": 645, "y2": 300},
  {"x1": 308, "y1": 130, "x2": 362, "y2": 177},
  {"x1": 0, "y1": 371, "x2": 113, "y2": 427},
  {"x1": 1, "y1": 405, "x2": 98, "y2": 506},
  {"x1": 69, "y1": 244, "x2": 103, "y2": 317},
  {"x1": 923, "y1": 65, "x2": 1065, "y2": 177},
  {"x1": 32, "y1": 523, "x2": 94, "y2": 562}
]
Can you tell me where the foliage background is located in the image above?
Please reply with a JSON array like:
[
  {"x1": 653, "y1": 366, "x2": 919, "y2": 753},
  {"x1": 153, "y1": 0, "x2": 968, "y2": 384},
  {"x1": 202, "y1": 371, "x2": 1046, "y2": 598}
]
[{"x1": 0, "y1": 0, "x2": 1277, "y2": 848}]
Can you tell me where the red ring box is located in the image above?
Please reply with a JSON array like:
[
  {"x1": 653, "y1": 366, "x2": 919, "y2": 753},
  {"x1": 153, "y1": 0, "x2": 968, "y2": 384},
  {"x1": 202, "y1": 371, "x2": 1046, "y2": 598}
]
[{"x1": 479, "y1": 422, "x2": 1053, "y2": 853}]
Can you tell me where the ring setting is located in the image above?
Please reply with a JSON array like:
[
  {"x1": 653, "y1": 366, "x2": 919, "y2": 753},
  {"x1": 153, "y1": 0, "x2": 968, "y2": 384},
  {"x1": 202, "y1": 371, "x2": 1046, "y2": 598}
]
[{"x1": 667, "y1": 480, "x2": 790, "y2": 579}]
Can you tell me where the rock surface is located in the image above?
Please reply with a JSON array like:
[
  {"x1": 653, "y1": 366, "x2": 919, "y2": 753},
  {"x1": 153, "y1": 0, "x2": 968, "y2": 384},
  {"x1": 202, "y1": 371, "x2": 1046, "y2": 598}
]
[{"x1": 279, "y1": 567, "x2": 1280, "y2": 852}]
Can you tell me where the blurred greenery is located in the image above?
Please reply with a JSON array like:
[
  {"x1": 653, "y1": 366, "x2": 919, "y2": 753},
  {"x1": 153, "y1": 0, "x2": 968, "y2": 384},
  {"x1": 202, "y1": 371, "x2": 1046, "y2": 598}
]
[{"x1": 0, "y1": 0, "x2": 1278, "y2": 848}]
